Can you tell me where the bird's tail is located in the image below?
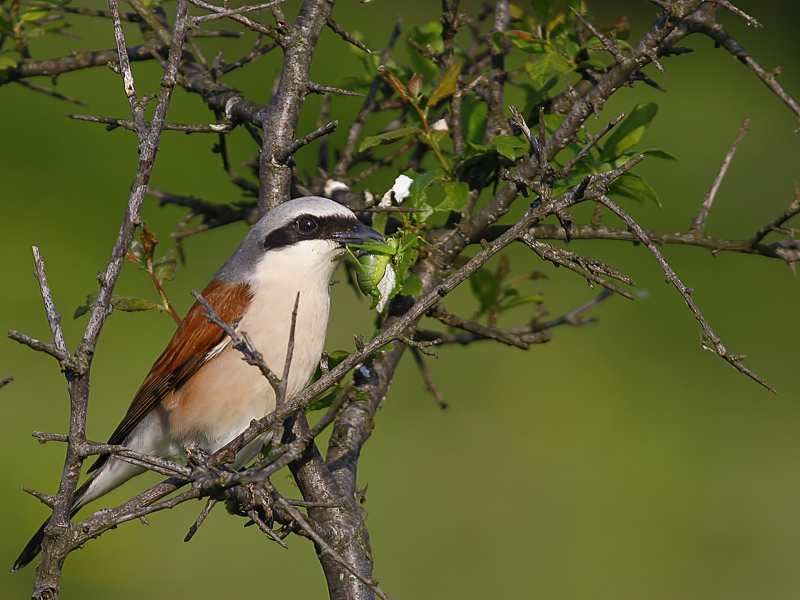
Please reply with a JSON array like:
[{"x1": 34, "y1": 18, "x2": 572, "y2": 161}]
[
  {"x1": 11, "y1": 475, "x2": 94, "y2": 572},
  {"x1": 11, "y1": 519, "x2": 49, "y2": 573}
]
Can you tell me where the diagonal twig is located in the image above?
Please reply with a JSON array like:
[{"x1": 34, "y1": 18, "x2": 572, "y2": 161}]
[
  {"x1": 597, "y1": 194, "x2": 776, "y2": 393},
  {"x1": 691, "y1": 117, "x2": 749, "y2": 232}
]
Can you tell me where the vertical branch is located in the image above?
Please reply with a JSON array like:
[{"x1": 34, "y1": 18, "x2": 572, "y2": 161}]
[
  {"x1": 258, "y1": 0, "x2": 337, "y2": 214},
  {"x1": 32, "y1": 247, "x2": 68, "y2": 357},
  {"x1": 32, "y1": 1, "x2": 191, "y2": 596},
  {"x1": 107, "y1": 0, "x2": 148, "y2": 140},
  {"x1": 483, "y1": 0, "x2": 510, "y2": 143}
]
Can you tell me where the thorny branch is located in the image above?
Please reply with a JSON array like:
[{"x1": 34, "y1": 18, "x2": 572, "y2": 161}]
[{"x1": 10, "y1": 1, "x2": 800, "y2": 599}]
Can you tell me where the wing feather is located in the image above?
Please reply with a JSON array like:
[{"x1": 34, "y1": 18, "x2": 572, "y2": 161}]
[{"x1": 88, "y1": 280, "x2": 252, "y2": 472}]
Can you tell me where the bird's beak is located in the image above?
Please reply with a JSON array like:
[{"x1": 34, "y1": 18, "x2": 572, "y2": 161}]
[{"x1": 332, "y1": 221, "x2": 384, "y2": 245}]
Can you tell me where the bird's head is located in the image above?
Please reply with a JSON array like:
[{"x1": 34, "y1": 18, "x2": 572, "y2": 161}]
[{"x1": 214, "y1": 196, "x2": 383, "y2": 285}]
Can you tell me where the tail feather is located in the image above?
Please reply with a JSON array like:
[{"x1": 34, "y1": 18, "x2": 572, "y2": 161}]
[
  {"x1": 11, "y1": 476, "x2": 93, "y2": 573},
  {"x1": 11, "y1": 519, "x2": 48, "y2": 573}
]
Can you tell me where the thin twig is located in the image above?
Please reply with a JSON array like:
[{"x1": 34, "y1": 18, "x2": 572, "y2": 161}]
[
  {"x1": 521, "y1": 237, "x2": 637, "y2": 300},
  {"x1": 554, "y1": 113, "x2": 625, "y2": 179},
  {"x1": 536, "y1": 288, "x2": 615, "y2": 330},
  {"x1": 307, "y1": 82, "x2": 364, "y2": 97},
  {"x1": 747, "y1": 184, "x2": 800, "y2": 246},
  {"x1": 596, "y1": 194, "x2": 776, "y2": 393},
  {"x1": 570, "y1": 7, "x2": 622, "y2": 63},
  {"x1": 326, "y1": 16, "x2": 370, "y2": 53},
  {"x1": 32, "y1": 247, "x2": 70, "y2": 358},
  {"x1": 691, "y1": 118, "x2": 749, "y2": 231},
  {"x1": 15, "y1": 79, "x2": 87, "y2": 105},
  {"x1": 268, "y1": 486, "x2": 393, "y2": 600},
  {"x1": 106, "y1": 0, "x2": 153, "y2": 140},
  {"x1": 184, "y1": 498, "x2": 218, "y2": 542},
  {"x1": 188, "y1": 0, "x2": 279, "y2": 36},
  {"x1": 410, "y1": 348, "x2": 448, "y2": 409},
  {"x1": 247, "y1": 508, "x2": 290, "y2": 548},
  {"x1": 273, "y1": 121, "x2": 338, "y2": 164},
  {"x1": 67, "y1": 113, "x2": 234, "y2": 134},
  {"x1": 23, "y1": 487, "x2": 56, "y2": 508},
  {"x1": 190, "y1": 290, "x2": 283, "y2": 392},
  {"x1": 8, "y1": 330, "x2": 77, "y2": 369}
]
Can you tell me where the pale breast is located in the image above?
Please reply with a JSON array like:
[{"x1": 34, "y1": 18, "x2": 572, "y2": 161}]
[{"x1": 166, "y1": 262, "x2": 333, "y2": 452}]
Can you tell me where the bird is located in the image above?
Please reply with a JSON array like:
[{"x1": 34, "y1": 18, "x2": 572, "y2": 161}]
[{"x1": 12, "y1": 196, "x2": 382, "y2": 572}]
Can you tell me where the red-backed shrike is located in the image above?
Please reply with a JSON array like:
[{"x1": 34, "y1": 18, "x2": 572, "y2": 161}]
[{"x1": 13, "y1": 196, "x2": 382, "y2": 572}]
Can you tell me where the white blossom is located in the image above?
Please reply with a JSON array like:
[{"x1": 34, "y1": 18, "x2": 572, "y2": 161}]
[{"x1": 379, "y1": 174, "x2": 414, "y2": 208}]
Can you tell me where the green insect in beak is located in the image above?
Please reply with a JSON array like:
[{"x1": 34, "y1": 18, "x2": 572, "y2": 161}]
[{"x1": 347, "y1": 238, "x2": 401, "y2": 311}]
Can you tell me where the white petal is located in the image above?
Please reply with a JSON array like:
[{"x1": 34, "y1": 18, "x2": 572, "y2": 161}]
[
  {"x1": 380, "y1": 174, "x2": 414, "y2": 207},
  {"x1": 375, "y1": 266, "x2": 397, "y2": 313}
]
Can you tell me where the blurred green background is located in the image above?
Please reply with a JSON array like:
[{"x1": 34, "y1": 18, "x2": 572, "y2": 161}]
[{"x1": 2, "y1": 0, "x2": 799, "y2": 598}]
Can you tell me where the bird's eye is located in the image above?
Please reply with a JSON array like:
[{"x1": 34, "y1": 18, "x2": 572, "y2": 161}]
[{"x1": 296, "y1": 216, "x2": 318, "y2": 233}]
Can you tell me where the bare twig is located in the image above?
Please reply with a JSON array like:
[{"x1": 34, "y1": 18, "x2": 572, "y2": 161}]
[
  {"x1": 67, "y1": 113, "x2": 234, "y2": 134},
  {"x1": 30, "y1": 2, "x2": 193, "y2": 593},
  {"x1": 8, "y1": 330, "x2": 77, "y2": 370},
  {"x1": 426, "y1": 304, "x2": 533, "y2": 349},
  {"x1": 15, "y1": 79, "x2": 86, "y2": 105},
  {"x1": 691, "y1": 118, "x2": 749, "y2": 231},
  {"x1": 269, "y1": 485, "x2": 393, "y2": 600},
  {"x1": 107, "y1": 0, "x2": 147, "y2": 139},
  {"x1": 190, "y1": 290, "x2": 282, "y2": 392},
  {"x1": 596, "y1": 194, "x2": 776, "y2": 393},
  {"x1": 273, "y1": 121, "x2": 338, "y2": 164},
  {"x1": 748, "y1": 185, "x2": 800, "y2": 247},
  {"x1": 536, "y1": 289, "x2": 615, "y2": 330},
  {"x1": 307, "y1": 83, "x2": 364, "y2": 97},
  {"x1": 410, "y1": 348, "x2": 448, "y2": 409},
  {"x1": 184, "y1": 498, "x2": 218, "y2": 542},
  {"x1": 570, "y1": 6, "x2": 622, "y2": 63},
  {"x1": 326, "y1": 16, "x2": 370, "y2": 54},
  {"x1": 520, "y1": 237, "x2": 637, "y2": 300}
]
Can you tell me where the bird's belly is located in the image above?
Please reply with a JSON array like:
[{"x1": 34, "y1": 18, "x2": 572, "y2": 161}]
[
  {"x1": 165, "y1": 347, "x2": 274, "y2": 452},
  {"x1": 162, "y1": 279, "x2": 330, "y2": 459}
]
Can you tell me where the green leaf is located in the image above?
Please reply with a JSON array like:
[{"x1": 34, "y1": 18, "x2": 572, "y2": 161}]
[
  {"x1": 491, "y1": 135, "x2": 528, "y2": 160},
  {"x1": 0, "y1": 54, "x2": 19, "y2": 71},
  {"x1": 336, "y1": 74, "x2": 375, "y2": 91},
  {"x1": 406, "y1": 169, "x2": 445, "y2": 223},
  {"x1": 505, "y1": 30, "x2": 550, "y2": 54},
  {"x1": 464, "y1": 136, "x2": 527, "y2": 161},
  {"x1": 113, "y1": 296, "x2": 161, "y2": 313},
  {"x1": 400, "y1": 273, "x2": 423, "y2": 297},
  {"x1": 575, "y1": 58, "x2": 609, "y2": 71},
  {"x1": 360, "y1": 126, "x2": 423, "y2": 152},
  {"x1": 427, "y1": 62, "x2": 462, "y2": 107},
  {"x1": 152, "y1": 249, "x2": 178, "y2": 282},
  {"x1": 406, "y1": 22, "x2": 443, "y2": 81},
  {"x1": 469, "y1": 267, "x2": 499, "y2": 315},
  {"x1": 307, "y1": 387, "x2": 340, "y2": 412},
  {"x1": 74, "y1": 291, "x2": 159, "y2": 319},
  {"x1": 460, "y1": 95, "x2": 488, "y2": 144},
  {"x1": 525, "y1": 52, "x2": 573, "y2": 87},
  {"x1": 490, "y1": 30, "x2": 506, "y2": 53},
  {"x1": 327, "y1": 350, "x2": 351, "y2": 369},
  {"x1": 608, "y1": 173, "x2": 662, "y2": 207},
  {"x1": 0, "y1": 16, "x2": 14, "y2": 34},
  {"x1": 638, "y1": 148, "x2": 677, "y2": 161},
  {"x1": 18, "y1": 9, "x2": 49, "y2": 22},
  {"x1": 599, "y1": 102, "x2": 659, "y2": 163},
  {"x1": 74, "y1": 292, "x2": 95, "y2": 319},
  {"x1": 440, "y1": 181, "x2": 469, "y2": 212}
]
